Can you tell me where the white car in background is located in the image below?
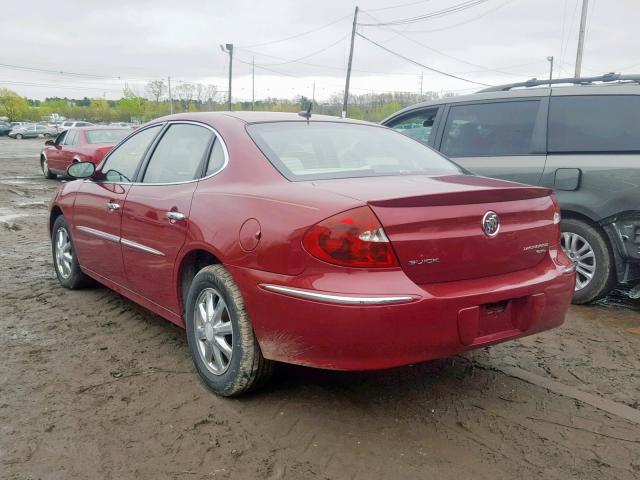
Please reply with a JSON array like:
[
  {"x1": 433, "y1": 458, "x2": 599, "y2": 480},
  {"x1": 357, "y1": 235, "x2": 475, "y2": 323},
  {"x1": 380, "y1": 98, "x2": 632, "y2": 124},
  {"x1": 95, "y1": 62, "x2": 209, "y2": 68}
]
[{"x1": 57, "y1": 120, "x2": 94, "y2": 132}]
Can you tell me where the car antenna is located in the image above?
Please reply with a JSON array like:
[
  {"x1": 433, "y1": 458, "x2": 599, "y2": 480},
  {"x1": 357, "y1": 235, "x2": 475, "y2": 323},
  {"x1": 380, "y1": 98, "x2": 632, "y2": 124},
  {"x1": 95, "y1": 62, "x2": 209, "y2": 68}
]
[{"x1": 298, "y1": 101, "x2": 312, "y2": 123}]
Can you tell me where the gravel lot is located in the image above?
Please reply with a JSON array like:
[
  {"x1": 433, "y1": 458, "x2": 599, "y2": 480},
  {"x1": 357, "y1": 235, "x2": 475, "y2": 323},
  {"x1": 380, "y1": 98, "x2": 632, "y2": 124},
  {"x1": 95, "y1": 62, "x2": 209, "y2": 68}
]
[{"x1": 1, "y1": 136, "x2": 639, "y2": 480}]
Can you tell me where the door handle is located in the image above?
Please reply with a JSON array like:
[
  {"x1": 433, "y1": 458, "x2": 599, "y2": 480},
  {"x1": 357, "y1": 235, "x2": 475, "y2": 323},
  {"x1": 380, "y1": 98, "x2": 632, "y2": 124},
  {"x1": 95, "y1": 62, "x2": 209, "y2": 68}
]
[
  {"x1": 166, "y1": 211, "x2": 186, "y2": 223},
  {"x1": 106, "y1": 202, "x2": 121, "y2": 211}
]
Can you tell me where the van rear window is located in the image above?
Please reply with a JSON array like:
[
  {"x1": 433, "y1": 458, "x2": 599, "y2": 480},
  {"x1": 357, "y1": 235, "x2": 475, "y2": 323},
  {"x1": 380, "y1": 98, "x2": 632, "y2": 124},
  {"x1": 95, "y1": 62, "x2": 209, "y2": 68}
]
[{"x1": 548, "y1": 95, "x2": 640, "y2": 152}]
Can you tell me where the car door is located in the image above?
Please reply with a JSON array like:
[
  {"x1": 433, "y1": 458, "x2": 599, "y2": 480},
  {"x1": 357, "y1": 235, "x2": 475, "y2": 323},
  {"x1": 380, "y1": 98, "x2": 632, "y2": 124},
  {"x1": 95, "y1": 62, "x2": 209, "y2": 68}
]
[
  {"x1": 59, "y1": 128, "x2": 79, "y2": 170},
  {"x1": 72, "y1": 124, "x2": 163, "y2": 286},
  {"x1": 120, "y1": 122, "x2": 216, "y2": 314},
  {"x1": 435, "y1": 98, "x2": 548, "y2": 185},
  {"x1": 46, "y1": 130, "x2": 67, "y2": 171}
]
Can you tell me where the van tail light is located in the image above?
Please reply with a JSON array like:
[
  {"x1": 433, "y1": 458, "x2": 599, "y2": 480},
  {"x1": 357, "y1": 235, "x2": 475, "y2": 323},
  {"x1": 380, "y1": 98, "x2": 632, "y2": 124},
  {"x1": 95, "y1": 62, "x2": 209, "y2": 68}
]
[
  {"x1": 302, "y1": 206, "x2": 399, "y2": 268},
  {"x1": 551, "y1": 194, "x2": 562, "y2": 246}
]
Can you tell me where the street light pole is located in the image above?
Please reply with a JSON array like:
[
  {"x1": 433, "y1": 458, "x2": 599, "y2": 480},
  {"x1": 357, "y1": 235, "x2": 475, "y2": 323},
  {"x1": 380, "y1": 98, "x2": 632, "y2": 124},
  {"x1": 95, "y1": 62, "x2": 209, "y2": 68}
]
[
  {"x1": 546, "y1": 56, "x2": 554, "y2": 86},
  {"x1": 220, "y1": 43, "x2": 234, "y2": 110}
]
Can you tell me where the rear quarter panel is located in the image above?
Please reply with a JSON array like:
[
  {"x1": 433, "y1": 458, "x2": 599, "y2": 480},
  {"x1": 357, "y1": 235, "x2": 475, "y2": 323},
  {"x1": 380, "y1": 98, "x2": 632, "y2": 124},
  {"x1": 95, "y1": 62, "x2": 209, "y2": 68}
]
[{"x1": 541, "y1": 153, "x2": 640, "y2": 221}]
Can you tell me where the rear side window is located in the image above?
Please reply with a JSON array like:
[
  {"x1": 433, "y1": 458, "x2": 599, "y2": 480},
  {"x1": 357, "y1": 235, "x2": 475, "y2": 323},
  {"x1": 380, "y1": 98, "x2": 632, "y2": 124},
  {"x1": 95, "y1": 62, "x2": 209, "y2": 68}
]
[
  {"x1": 102, "y1": 125, "x2": 162, "y2": 182},
  {"x1": 441, "y1": 101, "x2": 541, "y2": 156},
  {"x1": 548, "y1": 95, "x2": 640, "y2": 152},
  {"x1": 142, "y1": 124, "x2": 213, "y2": 183},
  {"x1": 206, "y1": 138, "x2": 226, "y2": 175},
  {"x1": 247, "y1": 121, "x2": 460, "y2": 181},
  {"x1": 387, "y1": 108, "x2": 439, "y2": 145}
]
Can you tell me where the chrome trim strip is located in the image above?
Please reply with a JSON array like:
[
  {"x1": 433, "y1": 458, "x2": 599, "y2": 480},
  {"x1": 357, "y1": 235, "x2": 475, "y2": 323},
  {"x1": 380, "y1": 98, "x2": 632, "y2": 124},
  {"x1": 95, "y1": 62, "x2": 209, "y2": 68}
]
[
  {"x1": 97, "y1": 120, "x2": 230, "y2": 186},
  {"x1": 260, "y1": 284, "x2": 416, "y2": 305},
  {"x1": 76, "y1": 225, "x2": 164, "y2": 257},
  {"x1": 76, "y1": 225, "x2": 120, "y2": 244},
  {"x1": 121, "y1": 238, "x2": 165, "y2": 257}
]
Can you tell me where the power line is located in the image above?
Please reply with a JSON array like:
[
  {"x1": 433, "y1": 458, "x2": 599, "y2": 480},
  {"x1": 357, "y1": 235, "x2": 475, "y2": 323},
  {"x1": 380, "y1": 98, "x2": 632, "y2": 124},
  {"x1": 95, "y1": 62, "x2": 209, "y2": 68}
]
[
  {"x1": 367, "y1": 0, "x2": 435, "y2": 12},
  {"x1": 359, "y1": 10, "x2": 530, "y2": 78},
  {"x1": 356, "y1": 32, "x2": 491, "y2": 86},
  {"x1": 387, "y1": 0, "x2": 517, "y2": 33},
  {"x1": 237, "y1": 14, "x2": 352, "y2": 49},
  {"x1": 237, "y1": 37, "x2": 346, "y2": 67},
  {"x1": 0, "y1": 62, "x2": 121, "y2": 80},
  {"x1": 0, "y1": 80, "x2": 123, "y2": 93},
  {"x1": 358, "y1": 0, "x2": 490, "y2": 26}
]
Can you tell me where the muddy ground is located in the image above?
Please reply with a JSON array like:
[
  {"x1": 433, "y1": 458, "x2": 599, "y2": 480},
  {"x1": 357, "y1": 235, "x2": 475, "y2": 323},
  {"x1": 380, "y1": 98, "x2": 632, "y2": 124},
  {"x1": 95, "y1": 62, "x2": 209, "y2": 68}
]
[{"x1": 1, "y1": 136, "x2": 639, "y2": 480}]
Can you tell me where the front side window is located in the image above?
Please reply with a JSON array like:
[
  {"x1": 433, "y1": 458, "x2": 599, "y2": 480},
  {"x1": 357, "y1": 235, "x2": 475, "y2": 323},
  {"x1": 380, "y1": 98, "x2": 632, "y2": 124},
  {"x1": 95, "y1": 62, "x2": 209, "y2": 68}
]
[
  {"x1": 548, "y1": 95, "x2": 640, "y2": 152},
  {"x1": 142, "y1": 124, "x2": 213, "y2": 183},
  {"x1": 101, "y1": 125, "x2": 162, "y2": 183},
  {"x1": 64, "y1": 129, "x2": 78, "y2": 145},
  {"x1": 441, "y1": 101, "x2": 541, "y2": 157},
  {"x1": 247, "y1": 121, "x2": 460, "y2": 181},
  {"x1": 54, "y1": 130, "x2": 67, "y2": 145},
  {"x1": 387, "y1": 108, "x2": 439, "y2": 145}
]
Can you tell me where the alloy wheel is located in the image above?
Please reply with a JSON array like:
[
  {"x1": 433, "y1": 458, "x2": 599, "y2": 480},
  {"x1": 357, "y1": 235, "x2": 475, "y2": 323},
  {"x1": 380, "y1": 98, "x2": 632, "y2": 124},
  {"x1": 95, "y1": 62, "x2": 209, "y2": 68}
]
[
  {"x1": 561, "y1": 231, "x2": 596, "y2": 291},
  {"x1": 55, "y1": 227, "x2": 73, "y2": 279},
  {"x1": 194, "y1": 287, "x2": 234, "y2": 375}
]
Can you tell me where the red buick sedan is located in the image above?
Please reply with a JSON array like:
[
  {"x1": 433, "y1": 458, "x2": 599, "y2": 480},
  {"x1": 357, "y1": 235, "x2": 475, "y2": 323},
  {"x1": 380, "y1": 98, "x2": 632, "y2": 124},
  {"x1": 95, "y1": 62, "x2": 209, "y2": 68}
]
[
  {"x1": 49, "y1": 112, "x2": 576, "y2": 396},
  {"x1": 40, "y1": 126, "x2": 131, "y2": 179}
]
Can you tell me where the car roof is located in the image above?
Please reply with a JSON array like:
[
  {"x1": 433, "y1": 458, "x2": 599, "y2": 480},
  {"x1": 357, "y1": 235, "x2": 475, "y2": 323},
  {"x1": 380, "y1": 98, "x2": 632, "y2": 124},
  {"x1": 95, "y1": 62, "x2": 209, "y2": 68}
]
[
  {"x1": 152, "y1": 111, "x2": 375, "y2": 126},
  {"x1": 384, "y1": 81, "x2": 640, "y2": 121}
]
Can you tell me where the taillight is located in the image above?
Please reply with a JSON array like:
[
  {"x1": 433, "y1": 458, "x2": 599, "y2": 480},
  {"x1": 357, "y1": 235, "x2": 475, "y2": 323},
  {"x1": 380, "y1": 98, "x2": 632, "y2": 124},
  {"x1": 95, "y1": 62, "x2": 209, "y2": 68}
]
[
  {"x1": 302, "y1": 206, "x2": 399, "y2": 268},
  {"x1": 551, "y1": 194, "x2": 562, "y2": 245}
]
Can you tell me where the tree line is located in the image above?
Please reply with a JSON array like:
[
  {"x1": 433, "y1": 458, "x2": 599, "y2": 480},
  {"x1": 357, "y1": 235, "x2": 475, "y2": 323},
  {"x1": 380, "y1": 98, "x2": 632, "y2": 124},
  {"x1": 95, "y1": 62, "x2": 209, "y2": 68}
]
[{"x1": 0, "y1": 80, "x2": 456, "y2": 123}]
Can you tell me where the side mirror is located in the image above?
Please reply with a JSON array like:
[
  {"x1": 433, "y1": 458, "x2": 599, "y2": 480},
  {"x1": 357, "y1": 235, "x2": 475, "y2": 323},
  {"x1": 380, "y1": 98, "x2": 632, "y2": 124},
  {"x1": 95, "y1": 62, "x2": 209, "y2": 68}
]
[
  {"x1": 44, "y1": 139, "x2": 55, "y2": 146},
  {"x1": 67, "y1": 161, "x2": 95, "y2": 179}
]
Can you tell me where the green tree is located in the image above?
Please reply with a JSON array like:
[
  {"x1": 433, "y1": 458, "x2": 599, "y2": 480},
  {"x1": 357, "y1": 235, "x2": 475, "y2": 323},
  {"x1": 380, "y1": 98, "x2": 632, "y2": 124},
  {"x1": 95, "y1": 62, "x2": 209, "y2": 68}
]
[{"x1": 0, "y1": 88, "x2": 29, "y2": 121}]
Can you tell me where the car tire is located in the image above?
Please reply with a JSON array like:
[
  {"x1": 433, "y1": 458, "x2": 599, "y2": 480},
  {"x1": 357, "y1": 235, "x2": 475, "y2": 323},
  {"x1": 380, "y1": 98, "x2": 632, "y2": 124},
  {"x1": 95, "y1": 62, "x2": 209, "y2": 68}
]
[
  {"x1": 560, "y1": 218, "x2": 616, "y2": 304},
  {"x1": 51, "y1": 216, "x2": 92, "y2": 289},
  {"x1": 185, "y1": 264, "x2": 273, "y2": 396},
  {"x1": 42, "y1": 156, "x2": 56, "y2": 179},
  {"x1": 15, "y1": 133, "x2": 23, "y2": 140}
]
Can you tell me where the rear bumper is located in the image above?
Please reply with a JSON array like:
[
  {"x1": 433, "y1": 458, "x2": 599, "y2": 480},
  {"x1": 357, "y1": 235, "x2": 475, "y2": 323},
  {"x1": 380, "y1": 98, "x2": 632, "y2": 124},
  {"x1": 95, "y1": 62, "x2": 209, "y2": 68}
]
[{"x1": 229, "y1": 248, "x2": 575, "y2": 371}]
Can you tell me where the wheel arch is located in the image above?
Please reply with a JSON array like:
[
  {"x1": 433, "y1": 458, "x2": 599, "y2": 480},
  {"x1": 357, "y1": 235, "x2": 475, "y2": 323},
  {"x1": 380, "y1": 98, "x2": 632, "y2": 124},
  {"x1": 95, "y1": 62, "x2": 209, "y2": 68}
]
[
  {"x1": 560, "y1": 209, "x2": 621, "y2": 283},
  {"x1": 49, "y1": 205, "x2": 64, "y2": 236},
  {"x1": 176, "y1": 246, "x2": 223, "y2": 315}
]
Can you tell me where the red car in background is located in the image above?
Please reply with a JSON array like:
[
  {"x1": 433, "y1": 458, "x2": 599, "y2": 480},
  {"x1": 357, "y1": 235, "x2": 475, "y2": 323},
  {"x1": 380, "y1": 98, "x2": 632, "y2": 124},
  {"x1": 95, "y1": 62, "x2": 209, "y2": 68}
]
[
  {"x1": 40, "y1": 126, "x2": 131, "y2": 179},
  {"x1": 48, "y1": 112, "x2": 576, "y2": 396}
]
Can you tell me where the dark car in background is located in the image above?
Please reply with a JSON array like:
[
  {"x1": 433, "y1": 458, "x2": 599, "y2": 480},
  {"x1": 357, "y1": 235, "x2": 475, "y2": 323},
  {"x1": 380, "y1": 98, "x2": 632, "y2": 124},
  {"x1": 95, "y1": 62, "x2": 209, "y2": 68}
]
[
  {"x1": 0, "y1": 121, "x2": 11, "y2": 136},
  {"x1": 383, "y1": 74, "x2": 640, "y2": 304}
]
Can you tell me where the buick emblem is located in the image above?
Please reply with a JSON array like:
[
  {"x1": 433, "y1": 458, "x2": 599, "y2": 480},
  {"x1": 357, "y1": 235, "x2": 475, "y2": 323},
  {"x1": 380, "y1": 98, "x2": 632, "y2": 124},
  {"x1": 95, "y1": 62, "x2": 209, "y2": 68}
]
[{"x1": 482, "y1": 211, "x2": 500, "y2": 237}]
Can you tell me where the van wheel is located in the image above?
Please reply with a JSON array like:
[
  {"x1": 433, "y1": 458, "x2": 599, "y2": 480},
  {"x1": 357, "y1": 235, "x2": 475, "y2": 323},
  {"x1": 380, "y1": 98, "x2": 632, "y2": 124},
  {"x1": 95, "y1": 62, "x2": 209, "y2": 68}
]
[
  {"x1": 185, "y1": 265, "x2": 273, "y2": 396},
  {"x1": 560, "y1": 218, "x2": 615, "y2": 304}
]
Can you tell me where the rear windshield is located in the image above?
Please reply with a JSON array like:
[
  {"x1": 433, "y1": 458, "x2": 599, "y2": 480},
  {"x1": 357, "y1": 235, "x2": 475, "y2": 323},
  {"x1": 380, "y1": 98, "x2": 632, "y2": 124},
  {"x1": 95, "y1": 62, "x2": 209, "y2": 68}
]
[
  {"x1": 85, "y1": 129, "x2": 130, "y2": 144},
  {"x1": 246, "y1": 121, "x2": 461, "y2": 181}
]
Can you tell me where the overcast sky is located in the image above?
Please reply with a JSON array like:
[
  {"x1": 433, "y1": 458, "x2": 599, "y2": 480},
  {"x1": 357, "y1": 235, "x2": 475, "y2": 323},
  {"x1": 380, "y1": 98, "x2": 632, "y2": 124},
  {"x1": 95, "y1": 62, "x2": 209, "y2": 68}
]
[{"x1": 1, "y1": 0, "x2": 638, "y2": 101}]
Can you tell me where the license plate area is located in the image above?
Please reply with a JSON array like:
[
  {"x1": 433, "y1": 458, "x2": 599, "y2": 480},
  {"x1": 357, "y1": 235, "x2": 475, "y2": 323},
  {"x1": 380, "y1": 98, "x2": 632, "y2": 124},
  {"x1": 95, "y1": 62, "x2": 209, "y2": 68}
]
[
  {"x1": 457, "y1": 294, "x2": 546, "y2": 346},
  {"x1": 477, "y1": 300, "x2": 514, "y2": 337}
]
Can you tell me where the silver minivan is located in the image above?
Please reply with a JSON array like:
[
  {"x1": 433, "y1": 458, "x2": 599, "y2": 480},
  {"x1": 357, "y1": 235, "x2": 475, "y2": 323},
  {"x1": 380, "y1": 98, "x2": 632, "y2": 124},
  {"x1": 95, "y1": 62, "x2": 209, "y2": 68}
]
[{"x1": 383, "y1": 74, "x2": 640, "y2": 304}]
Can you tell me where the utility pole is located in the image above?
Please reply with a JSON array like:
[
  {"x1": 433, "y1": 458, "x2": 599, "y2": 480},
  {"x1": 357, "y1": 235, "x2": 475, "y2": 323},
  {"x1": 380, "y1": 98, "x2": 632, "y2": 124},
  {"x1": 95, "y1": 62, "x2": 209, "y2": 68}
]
[
  {"x1": 251, "y1": 56, "x2": 255, "y2": 111},
  {"x1": 574, "y1": 0, "x2": 589, "y2": 78},
  {"x1": 546, "y1": 56, "x2": 554, "y2": 86},
  {"x1": 312, "y1": 82, "x2": 316, "y2": 104},
  {"x1": 342, "y1": 6, "x2": 359, "y2": 118},
  {"x1": 220, "y1": 43, "x2": 234, "y2": 110},
  {"x1": 419, "y1": 71, "x2": 423, "y2": 97},
  {"x1": 168, "y1": 76, "x2": 173, "y2": 114}
]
